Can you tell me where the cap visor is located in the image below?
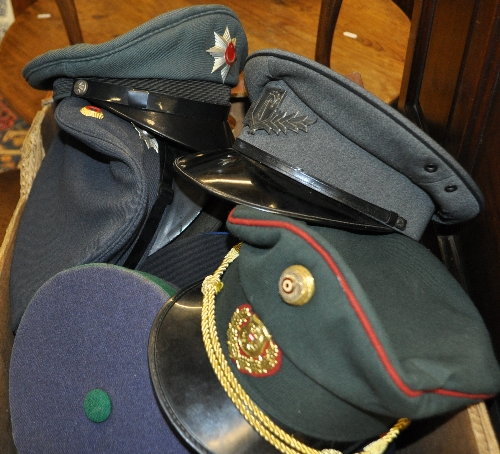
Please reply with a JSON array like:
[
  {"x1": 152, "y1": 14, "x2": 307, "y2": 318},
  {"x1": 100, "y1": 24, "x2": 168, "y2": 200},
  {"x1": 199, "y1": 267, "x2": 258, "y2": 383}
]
[
  {"x1": 148, "y1": 283, "x2": 387, "y2": 453},
  {"x1": 95, "y1": 102, "x2": 235, "y2": 152},
  {"x1": 174, "y1": 150, "x2": 393, "y2": 233},
  {"x1": 149, "y1": 283, "x2": 278, "y2": 454}
]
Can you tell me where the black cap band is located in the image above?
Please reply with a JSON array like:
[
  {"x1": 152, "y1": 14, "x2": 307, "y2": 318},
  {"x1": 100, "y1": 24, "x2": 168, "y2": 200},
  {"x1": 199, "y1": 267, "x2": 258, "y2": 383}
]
[{"x1": 71, "y1": 78, "x2": 231, "y2": 122}]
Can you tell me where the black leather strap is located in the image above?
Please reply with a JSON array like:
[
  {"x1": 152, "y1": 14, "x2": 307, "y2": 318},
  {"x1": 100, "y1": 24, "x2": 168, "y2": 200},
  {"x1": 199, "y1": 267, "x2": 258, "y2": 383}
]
[
  {"x1": 123, "y1": 140, "x2": 175, "y2": 269},
  {"x1": 71, "y1": 78, "x2": 231, "y2": 122},
  {"x1": 98, "y1": 102, "x2": 235, "y2": 152},
  {"x1": 233, "y1": 139, "x2": 407, "y2": 231}
]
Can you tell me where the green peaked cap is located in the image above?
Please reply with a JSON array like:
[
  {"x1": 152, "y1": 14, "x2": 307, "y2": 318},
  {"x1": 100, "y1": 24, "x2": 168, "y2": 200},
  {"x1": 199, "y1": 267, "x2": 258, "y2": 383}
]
[{"x1": 211, "y1": 205, "x2": 500, "y2": 441}]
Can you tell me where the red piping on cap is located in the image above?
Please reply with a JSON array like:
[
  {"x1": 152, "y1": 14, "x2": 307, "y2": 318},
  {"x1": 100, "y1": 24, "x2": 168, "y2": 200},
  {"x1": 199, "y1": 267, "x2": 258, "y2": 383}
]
[{"x1": 228, "y1": 209, "x2": 494, "y2": 400}]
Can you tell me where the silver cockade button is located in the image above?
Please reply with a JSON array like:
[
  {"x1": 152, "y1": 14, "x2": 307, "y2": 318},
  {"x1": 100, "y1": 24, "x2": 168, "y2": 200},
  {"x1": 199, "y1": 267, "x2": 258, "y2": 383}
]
[
  {"x1": 73, "y1": 79, "x2": 88, "y2": 96},
  {"x1": 278, "y1": 265, "x2": 315, "y2": 306}
]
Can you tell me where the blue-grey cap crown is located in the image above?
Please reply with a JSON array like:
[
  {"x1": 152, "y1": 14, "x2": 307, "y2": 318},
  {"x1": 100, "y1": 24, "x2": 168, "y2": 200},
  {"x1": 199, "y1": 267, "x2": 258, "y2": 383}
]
[
  {"x1": 240, "y1": 49, "x2": 484, "y2": 239},
  {"x1": 23, "y1": 5, "x2": 248, "y2": 90}
]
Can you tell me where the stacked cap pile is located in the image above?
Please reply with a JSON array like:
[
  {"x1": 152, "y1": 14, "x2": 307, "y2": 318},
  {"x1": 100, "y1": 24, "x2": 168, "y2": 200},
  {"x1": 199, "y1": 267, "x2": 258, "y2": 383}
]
[
  {"x1": 8, "y1": 21, "x2": 499, "y2": 454},
  {"x1": 10, "y1": 5, "x2": 248, "y2": 332},
  {"x1": 147, "y1": 50, "x2": 500, "y2": 454}
]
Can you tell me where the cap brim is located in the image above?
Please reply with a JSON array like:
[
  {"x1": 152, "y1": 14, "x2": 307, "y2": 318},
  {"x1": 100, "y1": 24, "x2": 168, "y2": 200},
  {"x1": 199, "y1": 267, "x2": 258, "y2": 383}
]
[
  {"x1": 148, "y1": 283, "x2": 386, "y2": 453},
  {"x1": 174, "y1": 150, "x2": 394, "y2": 233},
  {"x1": 149, "y1": 283, "x2": 278, "y2": 454},
  {"x1": 94, "y1": 102, "x2": 235, "y2": 152}
]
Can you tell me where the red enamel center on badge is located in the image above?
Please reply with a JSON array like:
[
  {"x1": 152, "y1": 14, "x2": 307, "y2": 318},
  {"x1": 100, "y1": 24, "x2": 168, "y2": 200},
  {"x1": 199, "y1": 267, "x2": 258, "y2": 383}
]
[
  {"x1": 282, "y1": 278, "x2": 294, "y2": 294},
  {"x1": 225, "y1": 42, "x2": 236, "y2": 65}
]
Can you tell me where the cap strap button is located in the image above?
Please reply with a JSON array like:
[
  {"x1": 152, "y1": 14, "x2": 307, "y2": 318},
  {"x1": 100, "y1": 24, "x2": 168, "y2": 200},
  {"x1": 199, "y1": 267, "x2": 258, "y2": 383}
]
[
  {"x1": 424, "y1": 163, "x2": 438, "y2": 172},
  {"x1": 73, "y1": 79, "x2": 88, "y2": 96},
  {"x1": 445, "y1": 185, "x2": 458, "y2": 192},
  {"x1": 278, "y1": 265, "x2": 315, "y2": 306}
]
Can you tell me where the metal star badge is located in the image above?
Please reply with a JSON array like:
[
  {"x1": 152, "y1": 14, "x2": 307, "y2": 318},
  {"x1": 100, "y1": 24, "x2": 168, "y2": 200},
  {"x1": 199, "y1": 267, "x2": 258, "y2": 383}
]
[{"x1": 206, "y1": 26, "x2": 237, "y2": 83}]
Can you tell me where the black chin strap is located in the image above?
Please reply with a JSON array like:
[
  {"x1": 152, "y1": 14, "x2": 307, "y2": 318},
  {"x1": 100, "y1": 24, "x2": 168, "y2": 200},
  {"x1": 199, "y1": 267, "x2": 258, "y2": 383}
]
[{"x1": 123, "y1": 139, "x2": 175, "y2": 269}]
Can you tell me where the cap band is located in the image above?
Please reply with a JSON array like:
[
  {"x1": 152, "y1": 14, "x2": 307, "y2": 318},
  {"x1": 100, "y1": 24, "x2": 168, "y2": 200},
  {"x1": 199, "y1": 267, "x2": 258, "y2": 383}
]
[
  {"x1": 72, "y1": 79, "x2": 231, "y2": 122},
  {"x1": 200, "y1": 244, "x2": 410, "y2": 454},
  {"x1": 233, "y1": 139, "x2": 407, "y2": 232}
]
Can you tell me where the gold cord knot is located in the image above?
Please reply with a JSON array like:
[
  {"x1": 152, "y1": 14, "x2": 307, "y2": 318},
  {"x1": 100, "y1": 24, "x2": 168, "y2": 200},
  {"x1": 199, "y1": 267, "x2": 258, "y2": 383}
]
[
  {"x1": 202, "y1": 275, "x2": 224, "y2": 295},
  {"x1": 360, "y1": 418, "x2": 411, "y2": 454}
]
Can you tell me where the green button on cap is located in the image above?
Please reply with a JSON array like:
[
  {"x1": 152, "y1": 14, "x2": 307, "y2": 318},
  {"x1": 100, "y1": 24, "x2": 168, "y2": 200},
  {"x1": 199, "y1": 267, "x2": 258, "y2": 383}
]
[{"x1": 84, "y1": 388, "x2": 112, "y2": 423}]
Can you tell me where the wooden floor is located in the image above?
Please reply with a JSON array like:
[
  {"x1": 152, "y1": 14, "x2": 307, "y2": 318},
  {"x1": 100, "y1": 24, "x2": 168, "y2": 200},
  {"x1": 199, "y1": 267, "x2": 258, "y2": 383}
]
[{"x1": 0, "y1": 0, "x2": 410, "y2": 123}]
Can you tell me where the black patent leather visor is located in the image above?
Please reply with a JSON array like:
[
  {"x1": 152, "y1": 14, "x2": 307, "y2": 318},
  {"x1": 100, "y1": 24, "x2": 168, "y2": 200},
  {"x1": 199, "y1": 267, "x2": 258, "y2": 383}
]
[
  {"x1": 149, "y1": 283, "x2": 277, "y2": 454},
  {"x1": 148, "y1": 283, "x2": 371, "y2": 454},
  {"x1": 71, "y1": 79, "x2": 235, "y2": 152},
  {"x1": 174, "y1": 144, "x2": 404, "y2": 233}
]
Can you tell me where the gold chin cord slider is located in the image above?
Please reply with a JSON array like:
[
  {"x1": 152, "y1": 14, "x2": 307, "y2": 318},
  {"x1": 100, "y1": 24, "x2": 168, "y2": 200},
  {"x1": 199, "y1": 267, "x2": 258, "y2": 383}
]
[{"x1": 200, "y1": 244, "x2": 410, "y2": 454}]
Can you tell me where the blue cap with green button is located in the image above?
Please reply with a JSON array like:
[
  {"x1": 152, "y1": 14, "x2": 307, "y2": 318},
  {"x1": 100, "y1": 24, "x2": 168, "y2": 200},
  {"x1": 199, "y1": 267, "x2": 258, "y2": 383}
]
[{"x1": 9, "y1": 264, "x2": 192, "y2": 453}]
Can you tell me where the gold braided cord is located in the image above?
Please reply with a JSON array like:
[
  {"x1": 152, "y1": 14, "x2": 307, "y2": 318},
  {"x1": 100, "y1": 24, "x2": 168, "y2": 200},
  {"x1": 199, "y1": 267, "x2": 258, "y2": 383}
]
[
  {"x1": 359, "y1": 418, "x2": 410, "y2": 454},
  {"x1": 201, "y1": 245, "x2": 410, "y2": 454}
]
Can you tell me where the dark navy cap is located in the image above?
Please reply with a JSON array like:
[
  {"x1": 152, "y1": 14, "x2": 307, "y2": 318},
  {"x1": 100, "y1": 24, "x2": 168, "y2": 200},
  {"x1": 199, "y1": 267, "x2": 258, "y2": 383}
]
[
  {"x1": 9, "y1": 264, "x2": 193, "y2": 454},
  {"x1": 174, "y1": 49, "x2": 484, "y2": 240},
  {"x1": 9, "y1": 97, "x2": 166, "y2": 332},
  {"x1": 23, "y1": 5, "x2": 248, "y2": 151},
  {"x1": 139, "y1": 231, "x2": 238, "y2": 289}
]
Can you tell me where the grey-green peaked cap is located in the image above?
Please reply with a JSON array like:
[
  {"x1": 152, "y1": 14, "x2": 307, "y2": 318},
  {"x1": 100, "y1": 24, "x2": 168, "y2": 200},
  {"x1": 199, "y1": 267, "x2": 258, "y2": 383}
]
[
  {"x1": 239, "y1": 50, "x2": 484, "y2": 239},
  {"x1": 23, "y1": 5, "x2": 248, "y2": 90},
  {"x1": 214, "y1": 205, "x2": 500, "y2": 441}
]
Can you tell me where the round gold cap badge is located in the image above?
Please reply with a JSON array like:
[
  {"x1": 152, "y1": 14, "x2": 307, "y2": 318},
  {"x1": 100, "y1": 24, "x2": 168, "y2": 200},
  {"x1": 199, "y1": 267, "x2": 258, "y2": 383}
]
[{"x1": 278, "y1": 265, "x2": 315, "y2": 306}]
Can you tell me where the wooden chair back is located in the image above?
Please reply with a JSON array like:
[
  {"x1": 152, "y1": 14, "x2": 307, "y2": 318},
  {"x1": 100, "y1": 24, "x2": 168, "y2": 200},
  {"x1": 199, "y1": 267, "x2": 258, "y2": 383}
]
[{"x1": 11, "y1": 0, "x2": 82, "y2": 43}]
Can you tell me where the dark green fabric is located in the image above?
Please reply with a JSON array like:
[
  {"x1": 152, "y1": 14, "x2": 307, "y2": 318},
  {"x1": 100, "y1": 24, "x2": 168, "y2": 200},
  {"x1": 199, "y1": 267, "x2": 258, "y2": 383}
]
[
  {"x1": 214, "y1": 205, "x2": 500, "y2": 441},
  {"x1": 216, "y1": 262, "x2": 394, "y2": 442},
  {"x1": 84, "y1": 389, "x2": 112, "y2": 423}
]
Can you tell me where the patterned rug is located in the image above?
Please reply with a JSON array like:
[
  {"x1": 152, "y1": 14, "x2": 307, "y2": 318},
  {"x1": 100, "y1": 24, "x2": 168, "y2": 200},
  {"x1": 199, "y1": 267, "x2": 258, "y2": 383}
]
[{"x1": 0, "y1": 92, "x2": 29, "y2": 173}]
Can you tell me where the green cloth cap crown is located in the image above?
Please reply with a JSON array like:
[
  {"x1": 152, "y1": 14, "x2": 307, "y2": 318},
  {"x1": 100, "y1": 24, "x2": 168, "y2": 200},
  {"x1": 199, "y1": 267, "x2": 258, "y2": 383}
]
[
  {"x1": 214, "y1": 205, "x2": 500, "y2": 441},
  {"x1": 23, "y1": 5, "x2": 248, "y2": 90}
]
